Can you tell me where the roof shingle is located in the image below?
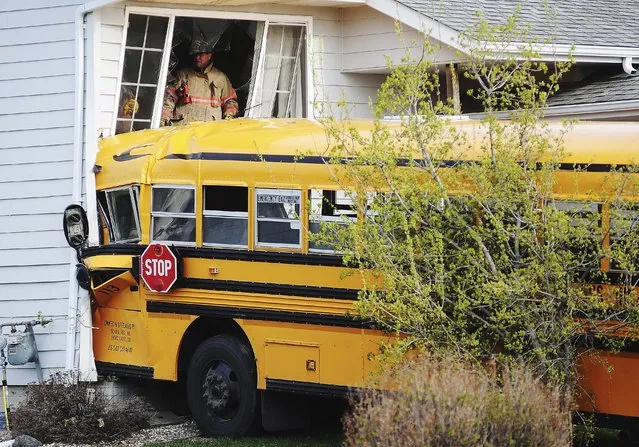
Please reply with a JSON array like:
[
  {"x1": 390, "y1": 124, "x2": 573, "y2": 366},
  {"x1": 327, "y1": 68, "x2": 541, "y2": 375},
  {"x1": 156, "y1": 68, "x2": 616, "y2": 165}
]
[
  {"x1": 397, "y1": 0, "x2": 639, "y2": 48},
  {"x1": 548, "y1": 72, "x2": 639, "y2": 106}
]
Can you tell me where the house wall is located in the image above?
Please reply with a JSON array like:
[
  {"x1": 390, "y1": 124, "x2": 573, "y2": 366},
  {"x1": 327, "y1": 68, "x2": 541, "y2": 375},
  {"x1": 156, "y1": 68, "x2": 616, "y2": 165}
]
[
  {"x1": 341, "y1": 6, "x2": 457, "y2": 73},
  {"x1": 0, "y1": 0, "x2": 84, "y2": 385},
  {"x1": 95, "y1": 2, "x2": 389, "y2": 134}
]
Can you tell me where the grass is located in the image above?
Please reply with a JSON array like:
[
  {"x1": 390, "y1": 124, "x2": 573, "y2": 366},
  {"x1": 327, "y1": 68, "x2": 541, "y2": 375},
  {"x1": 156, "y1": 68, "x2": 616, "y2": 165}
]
[{"x1": 145, "y1": 431, "x2": 342, "y2": 447}]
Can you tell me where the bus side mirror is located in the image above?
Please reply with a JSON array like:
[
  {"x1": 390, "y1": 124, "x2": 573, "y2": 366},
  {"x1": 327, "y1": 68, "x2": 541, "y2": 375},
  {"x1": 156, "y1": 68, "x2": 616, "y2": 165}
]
[{"x1": 63, "y1": 204, "x2": 89, "y2": 250}]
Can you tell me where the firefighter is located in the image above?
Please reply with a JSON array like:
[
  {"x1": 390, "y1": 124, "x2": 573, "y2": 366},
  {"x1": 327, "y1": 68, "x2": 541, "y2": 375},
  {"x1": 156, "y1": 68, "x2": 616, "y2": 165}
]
[{"x1": 162, "y1": 39, "x2": 238, "y2": 126}]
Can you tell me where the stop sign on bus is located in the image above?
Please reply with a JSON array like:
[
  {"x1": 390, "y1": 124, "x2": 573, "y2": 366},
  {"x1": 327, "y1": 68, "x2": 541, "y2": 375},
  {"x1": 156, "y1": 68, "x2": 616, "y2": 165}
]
[{"x1": 140, "y1": 243, "x2": 178, "y2": 293}]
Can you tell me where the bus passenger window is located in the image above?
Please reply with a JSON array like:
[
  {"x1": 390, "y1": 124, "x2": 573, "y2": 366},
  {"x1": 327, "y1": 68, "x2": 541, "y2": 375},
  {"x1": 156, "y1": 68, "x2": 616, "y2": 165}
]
[
  {"x1": 98, "y1": 186, "x2": 141, "y2": 243},
  {"x1": 547, "y1": 200, "x2": 601, "y2": 268},
  {"x1": 256, "y1": 189, "x2": 301, "y2": 248},
  {"x1": 609, "y1": 205, "x2": 639, "y2": 269},
  {"x1": 203, "y1": 186, "x2": 248, "y2": 247},
  {"x1": 309, "y1": 189, "x2": 356, "y2": 253},
  {"x1": 151, "y1": 186, "x2": 196, "y2": 244}
]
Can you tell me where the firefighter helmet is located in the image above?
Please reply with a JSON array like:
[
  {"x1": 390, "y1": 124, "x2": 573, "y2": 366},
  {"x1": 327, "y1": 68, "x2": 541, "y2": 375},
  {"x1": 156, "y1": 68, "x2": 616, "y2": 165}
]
[{"x1": 189, "y1": 38, "x2": 214, "y2": 55}]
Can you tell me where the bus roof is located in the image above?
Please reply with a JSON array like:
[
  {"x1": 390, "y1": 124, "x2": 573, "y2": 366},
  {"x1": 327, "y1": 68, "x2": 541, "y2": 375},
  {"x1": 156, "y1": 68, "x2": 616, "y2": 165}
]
[{"x1": 95, "y1": 118, "x2": 639, "y2": 189}]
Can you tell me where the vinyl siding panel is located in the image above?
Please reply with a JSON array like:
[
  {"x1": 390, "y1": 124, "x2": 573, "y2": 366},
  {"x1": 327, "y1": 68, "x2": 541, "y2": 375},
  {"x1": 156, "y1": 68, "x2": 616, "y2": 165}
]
[
  {"x1": 0, "y1": 23, "x2": 75, "y2": 46},
  {"x1": 0, "y1": 213, "x2": 66, "y2": 234},
  {"x1": 0, "y1": 144, "x2": 74, "y2": 166},
  {"x1": 0, "y1": 58, "x2": 75, "y2": 80},
  {"x1": 0, "y1": 1, "x2": 83, "y2": 385},
  {"x1": 341, "y1": 6, "x2": 457, "y2": 73},
  {"x1": 0, "y1": 93, "x2": 75, "y2": 115},
  {"x1": 0, "y1": 110, "x2": 75, "y2": 132},
  {"x1": 0, "y1": 178, "x2": 73, "y2": 200},
  {"x1": 0, "y1": 41, "x2": 75, "y2": 63},
  {"x1": 0, "y1": 248, "x2": 70, "y2": 267},
  {"x1": 0, "y1": 281, "x2": 69, "y2": 301}
]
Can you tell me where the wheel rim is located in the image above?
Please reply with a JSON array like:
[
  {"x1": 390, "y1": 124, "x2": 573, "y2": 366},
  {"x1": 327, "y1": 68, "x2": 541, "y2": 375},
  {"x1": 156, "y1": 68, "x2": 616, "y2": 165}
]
[{"x1": 201, "y1": 360, "x2": 241, "y2": 422}]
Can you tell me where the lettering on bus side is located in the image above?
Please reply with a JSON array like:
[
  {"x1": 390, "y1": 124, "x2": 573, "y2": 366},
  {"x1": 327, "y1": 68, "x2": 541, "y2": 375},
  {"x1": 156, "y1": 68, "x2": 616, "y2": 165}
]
[{"x1": 104, "y1": 320, "x2": 136, "y2": 354}]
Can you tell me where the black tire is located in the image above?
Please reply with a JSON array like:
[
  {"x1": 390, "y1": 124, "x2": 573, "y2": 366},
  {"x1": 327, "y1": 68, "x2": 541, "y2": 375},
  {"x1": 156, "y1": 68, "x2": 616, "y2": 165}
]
[{"x1": 186, "y1": 335, "x2": 258, "y2": 437}]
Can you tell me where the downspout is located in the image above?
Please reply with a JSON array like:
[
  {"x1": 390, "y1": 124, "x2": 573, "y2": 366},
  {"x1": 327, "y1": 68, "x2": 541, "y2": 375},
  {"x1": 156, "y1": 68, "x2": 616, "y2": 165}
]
[
  {"x1": 622, "y1": 57, "x2": 636, "y2": 75},
  {"x1": 67, "y1": 0, "x2": 123, "y2": 372}
]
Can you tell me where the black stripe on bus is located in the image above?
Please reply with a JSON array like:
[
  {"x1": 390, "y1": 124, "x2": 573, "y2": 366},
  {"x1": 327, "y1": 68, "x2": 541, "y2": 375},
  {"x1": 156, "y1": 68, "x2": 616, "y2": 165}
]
[
  {"x1": 266, "y1": 378, "x2": 354, "y2": 398},
  {"x1": 147, "y1": 301, "x2": 375, "y2": 329},
  {"x1": 81, "y1": 245, "x2": 345, "y2": 267},
  {"x1": 175, "y1": 247, "x2": 345, "y2": 267},
  {"x1": 577, "y1": 411, "x2": 639, "y2": 430},
  {"x1": 162, "y1": 152, "x2": 630, "y2": 172},
  {"x1": 95, "y1": 361, "x2": 154, "y2": 379},
  {"x1": 176, "y1": 278, "x2": 359, "y2": 300}
]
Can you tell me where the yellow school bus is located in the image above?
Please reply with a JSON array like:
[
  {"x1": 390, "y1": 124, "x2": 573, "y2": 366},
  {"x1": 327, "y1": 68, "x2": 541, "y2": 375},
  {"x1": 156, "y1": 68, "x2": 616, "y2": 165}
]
[{"x1": 63, "y1": 118, "x2": 639, "y2": 435}]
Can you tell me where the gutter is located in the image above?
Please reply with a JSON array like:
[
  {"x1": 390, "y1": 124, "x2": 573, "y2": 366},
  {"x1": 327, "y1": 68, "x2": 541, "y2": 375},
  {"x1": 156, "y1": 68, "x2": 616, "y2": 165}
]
[{"x1": 67, "y1": 0, "x2": 123, "y2": 373}]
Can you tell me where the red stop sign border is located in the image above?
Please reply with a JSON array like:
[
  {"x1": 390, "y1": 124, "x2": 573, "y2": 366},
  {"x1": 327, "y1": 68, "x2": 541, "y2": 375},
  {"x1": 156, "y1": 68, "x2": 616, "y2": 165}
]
[{"x1": 140, "y1": 243, "x2": 179, "y2": 293}]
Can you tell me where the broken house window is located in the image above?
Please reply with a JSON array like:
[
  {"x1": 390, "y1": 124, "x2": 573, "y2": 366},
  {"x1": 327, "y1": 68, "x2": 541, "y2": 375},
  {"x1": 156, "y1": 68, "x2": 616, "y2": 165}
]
[
  {"x1": 116, "y1": 14, "x2": 169, "y2": 134},
  {"x1": 114, "y1": 12, "x2": 308, "y2": 135}
]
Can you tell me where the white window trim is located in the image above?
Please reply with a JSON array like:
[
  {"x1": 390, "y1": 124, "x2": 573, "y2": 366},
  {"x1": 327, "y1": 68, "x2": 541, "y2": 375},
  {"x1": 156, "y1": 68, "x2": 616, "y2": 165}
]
[
  {"x1": 112, "y1": 10, "x2": 173, "y2": 135},
  {"x1": 112, "y1": 6, "x2": 314, "y2": 135},
  {"x1": 255, "y1": 188, "x2": 302, "y2": 249},
  {"x1": 103, "y1": 184, "x2": 142, "y2": 243},
  {"x1": 151, "y1": 184, "x2": 197, "y2": 246}
]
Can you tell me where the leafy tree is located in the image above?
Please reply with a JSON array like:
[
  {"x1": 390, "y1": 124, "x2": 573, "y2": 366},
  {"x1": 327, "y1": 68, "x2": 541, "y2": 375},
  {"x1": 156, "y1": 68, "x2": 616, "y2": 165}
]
[{"x1": 317, "y1": 12, "x2": 639, "y2": 393}]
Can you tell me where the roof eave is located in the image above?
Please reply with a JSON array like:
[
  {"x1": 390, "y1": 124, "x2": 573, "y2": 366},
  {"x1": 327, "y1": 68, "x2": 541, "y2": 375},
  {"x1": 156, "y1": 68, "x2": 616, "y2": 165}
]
[
  {"x1": 365, "y1": 0, "x2": 466, "y2": 53},
  {"x1": 366, "y1": 0, "x2": 639, "y2": 64}
]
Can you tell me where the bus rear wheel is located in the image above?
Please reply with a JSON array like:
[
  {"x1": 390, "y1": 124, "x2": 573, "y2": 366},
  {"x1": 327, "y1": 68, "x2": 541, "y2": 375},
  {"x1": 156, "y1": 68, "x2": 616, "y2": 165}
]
[{"x1": 187, "y1": 335, "x2": 258, "y2": 436}]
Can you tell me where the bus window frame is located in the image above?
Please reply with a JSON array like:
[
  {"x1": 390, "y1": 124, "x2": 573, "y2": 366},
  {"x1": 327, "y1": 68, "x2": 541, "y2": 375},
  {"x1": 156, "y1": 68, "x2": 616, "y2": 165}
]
[
  {"x1": 308, "y1": 189, "x2": 357, "y2": 254},
  {"x1": 100, "y1": 185, "x2": 142, "y2": 244},
  {"x1": 202, "y1": 185, "x2": 249, "y2": 249},
  {"x1": 150, "y1": 184, "x2": 197, "y2": 246},
  {"x1": 255, "y1": 188, "x2": 302, "y2": 250}
]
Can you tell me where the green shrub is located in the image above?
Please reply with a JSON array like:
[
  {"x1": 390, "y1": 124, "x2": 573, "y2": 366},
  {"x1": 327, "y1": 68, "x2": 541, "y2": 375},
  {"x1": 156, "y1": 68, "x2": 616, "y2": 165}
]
[
  {"x1": 10, "y1": 372, "x2": 152, "y2": 444},
  {"x1": 343, "y1": 356, "x2": 571, "y2": 447}
]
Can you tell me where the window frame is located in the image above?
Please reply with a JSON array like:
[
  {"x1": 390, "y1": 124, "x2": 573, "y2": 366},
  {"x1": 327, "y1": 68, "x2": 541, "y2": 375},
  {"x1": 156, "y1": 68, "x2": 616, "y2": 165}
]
[
  {"x1": 98, "y1": 185, "x2": 142, "y2": 244},
  {"x1": 255, "y1": 187, "x2": 303, "y2": 249},
  {"x1": 308, "y1": 189, "x2": 357, "y2": 254},
  {"x1": 112, "y1": 6, "x2": 314, "y2": 135},
  {"x1": 150, "y1": 184, "x2": 197, "y2": 246},
  {"x1": 202, "y1": 185, "x2": 250, "y2": 249}
]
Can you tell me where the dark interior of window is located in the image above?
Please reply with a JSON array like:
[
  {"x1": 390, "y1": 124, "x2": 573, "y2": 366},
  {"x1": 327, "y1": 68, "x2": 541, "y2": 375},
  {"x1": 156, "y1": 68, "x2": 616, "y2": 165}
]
[
  {"x1": 168, "y1": 18, "x2": 257, "y2": 117},
  {"x1": 205, "y1": 185, "x2": 248, "y2": 211}
]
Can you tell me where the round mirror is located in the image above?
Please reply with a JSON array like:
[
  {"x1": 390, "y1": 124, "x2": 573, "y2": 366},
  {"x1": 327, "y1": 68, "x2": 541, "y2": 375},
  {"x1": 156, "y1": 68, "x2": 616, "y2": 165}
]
[{"x1": 63, "y1": 204, "x2": 89, "y2": 250}]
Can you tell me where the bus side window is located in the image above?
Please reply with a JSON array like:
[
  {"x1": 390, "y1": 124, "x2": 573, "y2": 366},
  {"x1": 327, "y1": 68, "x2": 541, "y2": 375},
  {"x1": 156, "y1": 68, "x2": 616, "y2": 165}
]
[
  {"x1": 203, "y1": 186, "x2": 248, "y2": 247},
  {"x1": 99, "y1": 186, "x2": 141, "y2": 243},
  {"x1": 151, "y1": 186, "x2": 196, "y2": 244},
  {"x1": 547, "y1": 199, "x2": 601, "y2": 268},
  {"x1": 609, "y1": 204, "x2": 639, "y2": 270},
  {"x1": 97, "y1": 190, "x2": 114, "y2": 244},
  {"x1": 256, "y1": 188, "x2": 301, "y2": 248},
  {"x1": 309, "y1": 189, "x2": 356, "y2": 253}
]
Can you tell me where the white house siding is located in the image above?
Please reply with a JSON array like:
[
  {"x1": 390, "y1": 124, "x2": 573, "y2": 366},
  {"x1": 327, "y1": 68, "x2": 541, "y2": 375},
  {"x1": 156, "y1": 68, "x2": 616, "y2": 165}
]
[
  {"x1": 0, "y1": 0, "x2": 83, "y2": 385},
  {"x1": 95, "y1": 2, "x2": 390, "y2": 131},
  {"x1": 341, "y1": 6, "x2": 457, "y2": 73}
]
